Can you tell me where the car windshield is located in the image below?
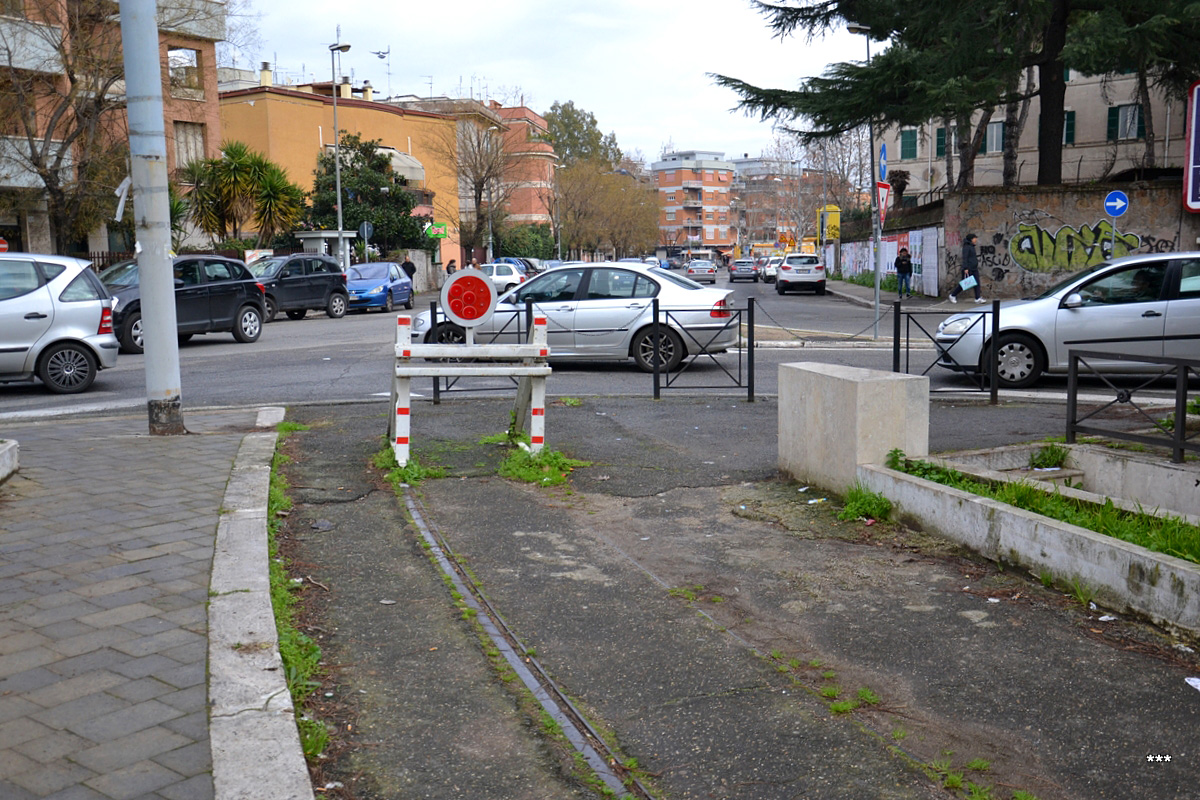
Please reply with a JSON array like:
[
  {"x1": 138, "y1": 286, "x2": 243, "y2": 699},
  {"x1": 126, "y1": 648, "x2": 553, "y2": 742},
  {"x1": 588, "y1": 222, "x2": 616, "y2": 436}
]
[
  {"x1": 349, "y1": 263, "x2": 390, "y2": 281},
  {"x1": 247, "y1": 258, "x2": 285, "y2": 278},
  {"x1": 689, "y1": 261, "x2": 714, "y2": 268},
  {"x1": 99, "y1": 260, "x2": 139, "y2": 287},
  {"x1": 1033, "y1": 262, "x2": 1113, "y2": 299},
  {"x1": 785, "y1": 255, "x2": 819, "y2": 266}
]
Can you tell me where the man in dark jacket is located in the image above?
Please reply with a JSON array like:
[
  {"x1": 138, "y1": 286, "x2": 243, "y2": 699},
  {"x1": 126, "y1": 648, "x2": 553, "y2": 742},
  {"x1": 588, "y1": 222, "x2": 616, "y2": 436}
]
[
  {"x1": 949, "y1": 233, "x2": 983, "y2": 303},
  {"x1": 894, "y1": 247, "x2": 913, "y2": 299},
  {"x1": 401, "y1": 258, "x2": 416, "y2": 281}
]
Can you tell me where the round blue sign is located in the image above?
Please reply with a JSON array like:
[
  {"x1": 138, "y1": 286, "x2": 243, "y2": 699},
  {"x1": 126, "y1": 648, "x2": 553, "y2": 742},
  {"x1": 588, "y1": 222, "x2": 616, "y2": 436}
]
[{"x1": 1103, "y1": 190, "x2": 1129, "y2": 217}]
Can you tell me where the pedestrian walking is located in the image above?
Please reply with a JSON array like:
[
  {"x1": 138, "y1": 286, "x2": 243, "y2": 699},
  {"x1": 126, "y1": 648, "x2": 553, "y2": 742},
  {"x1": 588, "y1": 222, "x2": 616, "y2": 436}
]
[
  {"x1": 949, "y1": 233, "x2": 984, "y2": 303},
  {"x1": 401, "y1": 258, "x2": 416, "y2": 281},
  {"x1": 894, "y1": 247, "x2": 913, "y2": 299},
  {"x1": 446, "y1": 259, "x2": 457, "y2": 274}
]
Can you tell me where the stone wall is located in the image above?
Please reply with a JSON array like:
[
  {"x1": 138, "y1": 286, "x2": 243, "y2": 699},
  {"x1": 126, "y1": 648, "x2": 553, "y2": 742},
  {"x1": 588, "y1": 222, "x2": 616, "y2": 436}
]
[{"x1": 943, "y1": 181, "x2": 1199, "y2": 298}]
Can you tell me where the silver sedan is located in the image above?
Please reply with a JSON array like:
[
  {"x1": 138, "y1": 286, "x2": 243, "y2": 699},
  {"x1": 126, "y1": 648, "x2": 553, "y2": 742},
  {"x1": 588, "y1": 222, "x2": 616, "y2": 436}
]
[
  {"x1": 935, "y1": 253, "x2": 1200, "y2": 388},
  {"x1": 411, "y1": 262, "x2": 739, "y2": 372}
]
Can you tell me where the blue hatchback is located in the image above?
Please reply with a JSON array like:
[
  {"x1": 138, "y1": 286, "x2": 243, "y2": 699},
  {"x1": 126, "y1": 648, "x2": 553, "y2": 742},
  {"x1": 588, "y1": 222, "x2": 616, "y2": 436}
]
[{"x1": 346, "y1": 262, "x2": 413, "y2": 312}]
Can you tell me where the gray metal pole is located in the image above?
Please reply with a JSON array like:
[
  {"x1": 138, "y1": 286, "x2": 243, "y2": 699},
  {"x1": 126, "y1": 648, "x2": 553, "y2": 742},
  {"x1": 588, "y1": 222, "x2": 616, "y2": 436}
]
[
  {"x1": 120, "y1": 0, "x2": 184, "y2": 434},
  {"x1": 865, "y1": 37, "x2": 882, "y2": 340},
  {"x1": 331, "y1": 45, "x2": 347, "y2": 268}
]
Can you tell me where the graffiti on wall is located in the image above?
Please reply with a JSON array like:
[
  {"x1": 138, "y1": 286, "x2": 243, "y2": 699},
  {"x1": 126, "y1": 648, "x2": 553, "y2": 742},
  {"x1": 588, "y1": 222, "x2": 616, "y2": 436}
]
[{"x1": 1008, "y1": 220, "x2": 1141, "y2": 272}]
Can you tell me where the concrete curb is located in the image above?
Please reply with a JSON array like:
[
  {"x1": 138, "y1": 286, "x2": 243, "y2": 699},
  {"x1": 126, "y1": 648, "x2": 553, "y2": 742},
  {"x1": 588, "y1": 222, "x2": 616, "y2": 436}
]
[
  {"x1": 857, "y1": 462, "x2": 1200, "y2": 637},
  {"x1": 0, "y1": 438, "x2": 16, "y2": 484},
  {"x1": 208, "y1": 407, "x2": 314, "y2": 800}
]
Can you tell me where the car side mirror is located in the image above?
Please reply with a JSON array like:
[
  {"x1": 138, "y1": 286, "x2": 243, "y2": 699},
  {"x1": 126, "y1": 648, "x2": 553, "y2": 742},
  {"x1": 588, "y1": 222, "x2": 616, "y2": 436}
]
[
  {"x1": 174, "y1": 278, "x2": 184, "y2": 287},
  {"x1": 1062, "y1": 292, "x2": 1083, "y2": 309},
  {"x1": 280, "y1": 269, "x2": 291, "y2": 278}
]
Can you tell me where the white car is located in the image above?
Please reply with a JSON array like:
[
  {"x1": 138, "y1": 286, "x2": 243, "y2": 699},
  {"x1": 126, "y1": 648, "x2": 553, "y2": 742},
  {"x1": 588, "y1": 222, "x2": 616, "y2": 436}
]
[
  {"x1": 775, "y1": 253, "x2": 826, "y2": 295},
  {"x1": 935, "y1": 252, "x2": 1200, "y2": 388},
  {"x1": 411, "y1": 262, "x2": 738, "y2": 372},
  {"x1": 0, "y1": 253, "x2": 119, "y2": 393},
  {"x1": 762, "y1": 257, "x2": 780, "y2": 284},
  {"x1": 479, "y1": 262, "x2": 526, "y2": 293}
]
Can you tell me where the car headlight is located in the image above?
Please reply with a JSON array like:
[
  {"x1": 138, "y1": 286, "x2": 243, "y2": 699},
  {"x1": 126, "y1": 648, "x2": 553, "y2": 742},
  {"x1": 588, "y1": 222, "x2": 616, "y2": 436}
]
[
  {"x1": 938, "y1": 317, "x2": 977, "y2": 337},
  {"x1": 412, "y1": 314, "x2": 430, "y2": 332},
  {"x1": 366, "y1": 284, "x2": 385, "y2": 295}
]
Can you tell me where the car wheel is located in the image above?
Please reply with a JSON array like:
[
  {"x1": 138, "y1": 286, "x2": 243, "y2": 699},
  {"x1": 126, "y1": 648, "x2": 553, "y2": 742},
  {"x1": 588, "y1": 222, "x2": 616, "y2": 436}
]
[
  {"x1": 815, "y1": 282, "x2": 826, "y2": 296},
  {"x1": 992, "y1": 333, "x2": 1045, "y2": 389},
  {"x1": 430, "y1": 322, "x2": 467, "y2": 345},
  {"x1": 403, "y1": 292, "x2": 413, "y2": 310},
  {"x1": 384, "y1": 292, "x2": 394, "y2": 313},
  {"x1": 263, "y1": 296, "x2": 277, "y2": 323},
  {"x1": 285, "y1": 309, "x2": 306, "y2": 320},
  {"x1": 632, "y1": 327, "x2": 684, "y2": 373},
  {"x1": 775, "y1": 282, "x2": 786, "y2": 295},
  {"x1": 120, "y1": 311, "x2": 145, "y2": 355},
  {"x1": 327, "y1": 293, "x2": 347, "y2": 319},
  {"x1": 232, "y1": 305, "x2": 262, "y2": 343},
  {"x1": 753, "y1": 276, "x2": 759, "y2": 283},
  {"x1": 503, "y1": 283, "x2": 516, "y2": 293},
  {"x1": 38, "y1": 342, "x2": 97, "y2": 394}
]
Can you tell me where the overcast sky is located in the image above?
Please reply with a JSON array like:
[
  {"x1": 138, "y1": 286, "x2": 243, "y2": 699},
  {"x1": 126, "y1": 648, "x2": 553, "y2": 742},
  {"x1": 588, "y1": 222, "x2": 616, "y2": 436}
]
[{"x1": 244, "y1": 0, "x2": 867, "y2": 166}]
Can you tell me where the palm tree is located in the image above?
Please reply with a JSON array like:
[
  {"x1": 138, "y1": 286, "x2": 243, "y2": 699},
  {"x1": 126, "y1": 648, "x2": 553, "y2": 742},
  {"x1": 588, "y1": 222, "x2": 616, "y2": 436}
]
[{"x1": 179, "y1": 142, "x2": 304, "y2": 245}]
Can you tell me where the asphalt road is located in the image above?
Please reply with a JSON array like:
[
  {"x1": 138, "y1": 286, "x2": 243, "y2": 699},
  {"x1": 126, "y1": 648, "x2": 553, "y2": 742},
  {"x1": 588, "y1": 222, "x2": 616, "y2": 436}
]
[{"x1": 0, "y1": 284, "x2": 1187, "y2": 421}]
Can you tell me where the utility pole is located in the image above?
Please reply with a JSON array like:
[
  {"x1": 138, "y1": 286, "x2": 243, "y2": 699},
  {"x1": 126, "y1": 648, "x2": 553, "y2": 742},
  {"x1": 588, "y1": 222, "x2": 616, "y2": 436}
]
[{"x1": 120, "y1": 0, "x2": 185, "y2": 434}]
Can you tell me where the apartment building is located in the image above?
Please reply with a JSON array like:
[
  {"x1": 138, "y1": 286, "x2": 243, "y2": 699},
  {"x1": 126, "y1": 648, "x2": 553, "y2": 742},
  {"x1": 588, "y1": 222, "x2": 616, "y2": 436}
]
[
  {"x1": 652, "y1": 150, "x2": 736, "y2": 261},
  {"x1": 0, "y1": 0, "x2": 225, "y2": 253},
  {"x1": 219, "y1": 67, "x2": 461, "y2": 266},
  {"x1": 491, "y1": 102, "x2": 555, "y2": 227},
  {"x1": 880, "y1": 71, "x2": 1188, "y2": 200}
]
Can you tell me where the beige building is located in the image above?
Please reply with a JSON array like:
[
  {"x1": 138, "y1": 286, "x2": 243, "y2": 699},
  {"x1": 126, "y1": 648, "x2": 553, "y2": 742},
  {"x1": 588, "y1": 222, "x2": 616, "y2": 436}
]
[
  {"x1": 880, "y1": 71, "x2": 1187, "y2": 201},
  {"x1": 219, "y1": 66, "x2": 461, "y2": 267}
]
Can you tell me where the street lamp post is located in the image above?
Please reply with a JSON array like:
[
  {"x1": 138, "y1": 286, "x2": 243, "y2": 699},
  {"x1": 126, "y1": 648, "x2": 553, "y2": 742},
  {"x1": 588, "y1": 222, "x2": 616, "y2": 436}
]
[
  {"x1": 847, "y1": 22, "x2": 883, "y2": 339},
  {"x1": 329, "y1": 41, "x2": 350, "y2": 268}
]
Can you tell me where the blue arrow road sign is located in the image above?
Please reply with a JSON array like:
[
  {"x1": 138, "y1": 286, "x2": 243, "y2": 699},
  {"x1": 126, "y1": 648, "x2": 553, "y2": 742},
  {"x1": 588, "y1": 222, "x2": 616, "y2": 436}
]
[
  {"x1": 879, "y1": 144, "x2": 887, "y2": 181},
  {"x1": 1104, "y1": 190, "x2": 1129, "y2": 216}
]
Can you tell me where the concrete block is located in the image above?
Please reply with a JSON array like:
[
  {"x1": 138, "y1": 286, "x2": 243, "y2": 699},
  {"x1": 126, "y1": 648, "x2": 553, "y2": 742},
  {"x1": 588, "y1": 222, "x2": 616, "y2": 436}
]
[
  {"x1": 210, "y1": 712, "x2": 313, "y2": 800},
  {"x1": 858, "y1": 463, "x2": 1200, "y2": 636},
  {"x1": 778, "y1": 362, "x2": 928, "y2": 493},
  {"x1": 0, "y1": 439, "x2": 17, "y2": 485}
]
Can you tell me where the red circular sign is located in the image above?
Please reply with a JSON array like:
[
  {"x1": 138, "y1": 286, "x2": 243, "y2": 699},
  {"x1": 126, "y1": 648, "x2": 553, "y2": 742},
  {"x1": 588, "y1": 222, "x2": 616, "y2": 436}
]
[
  {"x1": 439, "y1": 270, "x2": 497, "y2": 327},
  {"x1": 0, "y1": 238, "x2": 8, "y2": 253}
]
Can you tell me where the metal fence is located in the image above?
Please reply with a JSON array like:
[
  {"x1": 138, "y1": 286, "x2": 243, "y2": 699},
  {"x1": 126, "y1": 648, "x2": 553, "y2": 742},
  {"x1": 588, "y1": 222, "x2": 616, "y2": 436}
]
[
  {"x1": 891, "y1": 300, "x2": 999, "y2": 403},
  {"x1": 1066, "y1": 350, "x2": 1200, "y2": 463}
]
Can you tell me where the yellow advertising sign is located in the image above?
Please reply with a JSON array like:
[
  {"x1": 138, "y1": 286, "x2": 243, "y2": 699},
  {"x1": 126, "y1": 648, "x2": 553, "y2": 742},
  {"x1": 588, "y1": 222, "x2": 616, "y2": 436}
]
[{"x1": 817, "y1": 205, "x2": 841, "y2": 240}]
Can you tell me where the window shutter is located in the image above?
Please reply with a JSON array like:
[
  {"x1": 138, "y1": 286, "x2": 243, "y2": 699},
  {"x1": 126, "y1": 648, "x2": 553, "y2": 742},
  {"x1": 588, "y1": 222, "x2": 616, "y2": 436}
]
[
  {"x1": 935, "y1": 128, "x2": 946, "y2": 157},
  {"x1": 1137, "y1": 105, "x2": 1146, "y2": 139},
  {"x1": 1064, "y1": 111, "x2": 1075, "y2": 145},
  {"x1": 1107, "y1": 107, "x2": 1119, "y2": 141}
]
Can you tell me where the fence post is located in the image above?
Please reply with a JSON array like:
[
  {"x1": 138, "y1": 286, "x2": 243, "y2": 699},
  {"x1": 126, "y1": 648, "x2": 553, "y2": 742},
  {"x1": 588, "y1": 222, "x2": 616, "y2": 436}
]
[
  {"x1": 989, "y1": 300, "x2": 1000, "y2": 404},
  {"x1": 892, "y1": 301, "x2": 901, "y2": 373},
  {"x1": 746, "y1": 298, "x2": 755, "y2": 402},
  {"x1": 652, "y1": 298, "x2": 661, "y2": 400}
]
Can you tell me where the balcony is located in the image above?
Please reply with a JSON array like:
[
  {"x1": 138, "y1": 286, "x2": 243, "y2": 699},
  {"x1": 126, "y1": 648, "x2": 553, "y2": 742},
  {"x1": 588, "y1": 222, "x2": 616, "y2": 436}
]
[
  {"x1": 0, "y1": 18, "x2": 64, "y2": 74},
  {"x1": 681, "y1": 198, "x2": 703, "y2": 209},
  {"x1": 682, "y1": 180, "x2": 703, "y2": 189},
  {"x1": 0, "y1": 136, "x2": 69, "y2": 190}
]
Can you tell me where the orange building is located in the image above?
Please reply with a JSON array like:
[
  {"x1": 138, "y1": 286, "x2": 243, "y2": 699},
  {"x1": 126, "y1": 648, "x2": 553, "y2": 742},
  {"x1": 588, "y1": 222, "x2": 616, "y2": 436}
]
[
  {"x1": 651, "y1": 150, "x2": 737, "y2": 262},
  {"x1": 219, "y1": 66, "x2": 461, "y2": 266},
  {"x1": 491, "y1": 102, "x2": 556, "y2": 226}
]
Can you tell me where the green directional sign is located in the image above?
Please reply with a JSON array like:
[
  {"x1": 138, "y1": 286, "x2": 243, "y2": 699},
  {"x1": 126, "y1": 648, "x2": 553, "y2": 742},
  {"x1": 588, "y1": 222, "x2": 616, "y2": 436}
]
[{"x1": 426, "y1": 222, "x2": 448, "y2": 239}]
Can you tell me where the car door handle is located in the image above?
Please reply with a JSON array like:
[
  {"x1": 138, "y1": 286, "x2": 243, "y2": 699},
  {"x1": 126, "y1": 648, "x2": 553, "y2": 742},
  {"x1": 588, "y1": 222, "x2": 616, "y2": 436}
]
[
  {"x1": 24, "y1": 312, "x2": 48, "y2": 320},
  {"x1": 1142, "y1": 310, "x2": 1162, "y2": 318}
]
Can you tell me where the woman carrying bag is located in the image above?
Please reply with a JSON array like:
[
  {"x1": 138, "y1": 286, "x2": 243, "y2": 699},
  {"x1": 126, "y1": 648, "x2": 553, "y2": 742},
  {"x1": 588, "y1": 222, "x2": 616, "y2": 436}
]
[{"x1": 949, "y1": 233, "x2": 984, "y2": 303}]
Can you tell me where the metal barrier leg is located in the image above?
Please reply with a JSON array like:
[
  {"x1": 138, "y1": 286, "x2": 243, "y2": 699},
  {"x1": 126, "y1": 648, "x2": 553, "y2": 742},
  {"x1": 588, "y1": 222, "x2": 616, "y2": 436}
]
[
  {"x1": 393, "y1": 375, "x2": 411, "y2": 466},
  {"x1": 530, "y1": 376, "x2": 546, "y2": 454}
]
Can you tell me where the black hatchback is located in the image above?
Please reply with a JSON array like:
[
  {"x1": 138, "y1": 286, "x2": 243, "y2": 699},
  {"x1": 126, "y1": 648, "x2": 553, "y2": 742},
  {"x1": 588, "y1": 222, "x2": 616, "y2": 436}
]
[
  {"x1": 246, "y1": 254, "x2": 348, "y2": 322},
  {"x1": 100, "y1": 256, "x2": 266, "y2": 354}
]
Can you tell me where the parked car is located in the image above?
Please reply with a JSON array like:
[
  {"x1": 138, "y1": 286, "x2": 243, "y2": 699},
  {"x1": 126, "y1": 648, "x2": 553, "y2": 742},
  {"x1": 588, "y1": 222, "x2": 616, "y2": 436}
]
[
  {"x1": 776, "y1": 253, "x2": 826, "y2": 295},
  {"x1": 410, "y1": 262, "x2": 738, "y2": 372},
  {"x1": 100, "y1": 255, "x2": 266, "y2": 354},
  {"x1": 480, "y1": 262, "x2": 527, "y2": 293},
  {"x1": 0, "y1": 252, "x2": 118, "y2": 393},
  {"x1": 762, "y1": 256, "x2": 780, "y2": 284},
  {"x1": 346, "y1": 262, "x2": 413, "y2": 312},
  {"x1": 935, "y1": 252, "x2": 1200, "y2": 389},
  {"x1": 729, "y1": 258, "x2": 760, "y2": 283},
  {"x1": 685, "y1": 259, "x2": 718, "y2": 284},
  {"x1": 246, "y1": 254, "x2": 348, "y2": 321}
]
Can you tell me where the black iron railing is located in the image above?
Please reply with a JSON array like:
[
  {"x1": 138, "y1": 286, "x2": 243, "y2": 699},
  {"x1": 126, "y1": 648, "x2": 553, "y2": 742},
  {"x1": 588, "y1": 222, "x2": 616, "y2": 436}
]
[
  {"x1": 1066, "y1": 350, "x2": 1200, "y2": 464},
  {"x1": 891, "y1": 300, "x2": 999, "y2": 403}
]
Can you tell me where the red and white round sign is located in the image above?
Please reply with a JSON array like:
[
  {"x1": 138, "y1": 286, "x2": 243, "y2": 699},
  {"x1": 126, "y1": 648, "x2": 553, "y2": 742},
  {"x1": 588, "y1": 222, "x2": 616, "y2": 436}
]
[
  {"x1": 0, "y1": 238, "x2": 8, "y2": 253},
  {"x1": 439, "y1": 269, "x2": 497, "y2": 327}
]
